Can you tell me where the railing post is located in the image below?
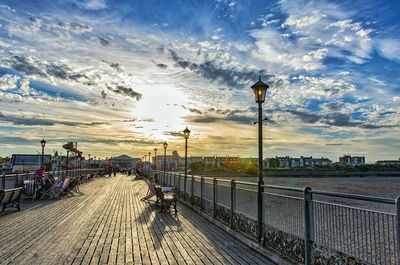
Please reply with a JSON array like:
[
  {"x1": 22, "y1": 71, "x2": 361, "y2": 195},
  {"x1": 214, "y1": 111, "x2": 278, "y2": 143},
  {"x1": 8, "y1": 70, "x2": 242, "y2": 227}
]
[
  {"x1": 14, "y1": 173, "x2": 19, "y2": 187},
  {"x1": 177, "y1": 174, "x2": 181, "y2": 197},
  {"x1": 213, "y1": 178, "x2": 217, "y2": 219},
  {"x1": 2, "y1": 174, "x2": 5, "y2": 189},
  {"x1": 304, "y1": 187, "x2": 314, "y2": 265},
  {"x1": 396, "y1": 197, "x2": 400, "y2": 265},
  {"x1": 191, "y1": 175, "x2": 194, "y2": 205},
  {"x1": 200, "y1": 177, "x2": 204, "y2": 211},
  {"x1": 184, "y1": 174, "x2": 187, "y2": 201},
  {"x1": 230, "y1": 179, "x2": 236, "y2": 229}
]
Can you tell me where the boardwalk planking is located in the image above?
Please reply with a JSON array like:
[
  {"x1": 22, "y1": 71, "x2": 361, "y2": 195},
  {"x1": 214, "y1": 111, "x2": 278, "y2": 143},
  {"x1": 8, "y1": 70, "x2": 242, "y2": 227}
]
[{"x1": 0, "y1": 175, "x2": 274, "y2": 265}]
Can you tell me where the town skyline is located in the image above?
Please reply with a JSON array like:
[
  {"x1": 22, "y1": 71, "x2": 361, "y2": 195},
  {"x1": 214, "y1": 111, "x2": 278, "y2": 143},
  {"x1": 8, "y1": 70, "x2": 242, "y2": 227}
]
[{"x1": 0, "y1": 0, "x2": 399, "y2": 161}]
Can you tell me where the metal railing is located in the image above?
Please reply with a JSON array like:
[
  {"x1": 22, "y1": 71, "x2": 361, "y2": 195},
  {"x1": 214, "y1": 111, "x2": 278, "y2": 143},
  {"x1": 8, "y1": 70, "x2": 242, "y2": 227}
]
[
  {"x1": 154, "y1": 170, "x2": 399, "y2": 265},
  {"x1": 1, "y1": 168, "x2": 103, "y2": 190}
]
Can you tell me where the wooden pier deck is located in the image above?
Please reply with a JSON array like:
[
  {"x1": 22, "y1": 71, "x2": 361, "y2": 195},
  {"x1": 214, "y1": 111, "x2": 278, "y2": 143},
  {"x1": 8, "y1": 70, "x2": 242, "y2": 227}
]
[{"x1": 0, "y1": 175, "x2": 274, "y2": 265}]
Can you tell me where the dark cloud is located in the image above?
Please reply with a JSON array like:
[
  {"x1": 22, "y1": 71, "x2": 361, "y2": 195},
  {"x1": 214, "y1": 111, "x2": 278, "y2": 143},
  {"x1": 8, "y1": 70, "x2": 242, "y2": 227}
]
[
  {"x1": 82, "y1": 121, "x2": 111, "y2": 126},
  {"x1": 155, "y1": 63, "x2": 168, "y2": 69},
  {"x1": 9, "y1": 56, "x2": 47, "y2": 77},
  {"x1": 0, "y1": 112, "x2": 133, "y2": 127},
  {"x1": 102, "y1": 60, "x2": 121, "y2": 71},
  {"x1": 0, "y1": 136, "x2": 38, "y2": 145},
  {"x1": 0, "y1": 112, "x2": 76, "y2": 126},
  {"x1": 281, "y1": 109, "x2": 398, "y2": 129},
  {"x1": 7, "y1": 55, "x2": 91, "y2": 84},
  {"x1": 46, "y1": 63, "x2": 88, "y2": 81},
  {"x1": 97, "y1": 37, "x2": 111, "y2": 46},
  {"x1": 188, "y1": 108, "x2": 202, "y2": 114},
  {"x1": 189, "y1": 113, "x2": 254, "y2": 125},
  {"x1": 186, "y1": 106, "x2": 398, "y2": 129},
  {"x1": 163, "y1": 131, "x2": 183, "y2": 137},
  {"x1": 168, "y1": 49, "x2": 277, "y2": 89},
  {"x1": 121, "y1": 118, "x2": 137, "y2": 122},
  {"x1": 156, "y1": 46, "x2": 164, "y2": 54},
  {"x1": 284, "y1": 110, "x2": 321, "y2": 124},
  {"x1": 190, "y1": 116, "x2": 221, "y2": 124},
  {"x1": 107, "y1": 85, "x2": 142, "y2": 101},
  {"x1": 70, "y1": 22, "x2": 91, "y2": 34},
  {"x1": 320, "y1": 102, "x2": 344, "y2": 111},
  {"x1": 151, "y1": 60, "x2": 168, "y2": 69}
]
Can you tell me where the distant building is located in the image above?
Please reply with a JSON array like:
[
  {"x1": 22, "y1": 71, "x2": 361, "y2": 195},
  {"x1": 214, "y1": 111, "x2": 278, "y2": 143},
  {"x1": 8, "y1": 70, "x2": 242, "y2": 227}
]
[
  {"x1": 111, "y1": 155, "x2": 140, "y2": 169},
  {"x1": 339, "y1": 155, "x2": 365, "y2": 166},
  {"x1": 154, "y1": 151, "x2": 180, "y2": 171},
  {"x1": 376, "y1": 159, "x2": 400, "y2": 166},
  {"x1": 11, "y1": 154, "x2": 51, "y2": 172},
  {"x1": 265, "y1": 155, "x2": 332, "y2": 168},
  {"x1": 203, "y1": 156, "x2": 216, "y2": 168},
  {"x1": 314, "y1": 157, "x2": 333, "y2": 167}
]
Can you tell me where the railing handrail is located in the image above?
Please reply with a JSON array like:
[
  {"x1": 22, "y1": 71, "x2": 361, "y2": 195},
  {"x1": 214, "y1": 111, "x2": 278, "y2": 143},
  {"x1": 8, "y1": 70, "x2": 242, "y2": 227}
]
[
  {"x1": 311, "y1": 189, "x2": 396, "y2": 204},
  {"x1": 156, "y1": 170, "x2": 397, "y2": 204},
  {"x1": 3, "y1": 168, "x2": 102, "y2": 178}
]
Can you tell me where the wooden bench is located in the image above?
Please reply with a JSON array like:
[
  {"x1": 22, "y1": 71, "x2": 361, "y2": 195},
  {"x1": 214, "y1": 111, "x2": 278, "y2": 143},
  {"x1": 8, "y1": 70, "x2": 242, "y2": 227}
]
[
  {"x1": 0, "y1": 187, "x2": 23, "y2": 212},
  {"x1": 154, "y1": 185, "x2": 177, "y2": 213}
]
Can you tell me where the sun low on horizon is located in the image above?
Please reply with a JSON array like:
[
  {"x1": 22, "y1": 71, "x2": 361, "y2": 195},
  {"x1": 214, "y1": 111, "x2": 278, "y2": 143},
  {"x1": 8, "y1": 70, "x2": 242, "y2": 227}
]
[{"x1": 0, "y1": 0, "x2": 399, "y2": 162}]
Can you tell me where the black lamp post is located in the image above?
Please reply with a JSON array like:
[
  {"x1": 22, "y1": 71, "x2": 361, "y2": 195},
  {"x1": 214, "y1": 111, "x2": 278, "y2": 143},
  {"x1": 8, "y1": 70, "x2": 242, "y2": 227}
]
[
  {"x1": 183, "y1": 127, "x2": 191, "y2": 176},
  {"x1": 66, "y1": 150, "x2": 69, "y2": 178},
  {"x1": 148, "y1": 151, "x2": 151, "y2": 168},
  {"x1": 79, "y1": 153, "x2": 82, "y2": 177},
  {"x1": 154, "y1": 148, "x2": 157, "y2": 170},
  {"x1": 163, "y1": 141, "x2": 168, "y2": 178},
  {"x1": 144, "y1": 154, "x2": 147, "y2": 175},
  {"x1": 40, "y1": 139, "x2": 46, "y2": 166},
  {"x1": 251, "y1": 76, "x2": 269, "y2": 244}
]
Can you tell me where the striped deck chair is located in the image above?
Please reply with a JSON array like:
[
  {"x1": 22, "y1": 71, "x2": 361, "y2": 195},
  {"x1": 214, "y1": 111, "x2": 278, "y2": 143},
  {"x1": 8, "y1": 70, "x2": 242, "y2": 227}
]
[
  {"x1": 141, "y1": 178, "x2": 157, "y2": 201},
  {"x1": 60, "y1": 178, "x2": 72, "y2": 195},
  {"x1": 23, "y1": 179, "x2": 36, "y2": 200},
  {"x1": 47, "y1": 179, "x2": 64, "y2": 198}
]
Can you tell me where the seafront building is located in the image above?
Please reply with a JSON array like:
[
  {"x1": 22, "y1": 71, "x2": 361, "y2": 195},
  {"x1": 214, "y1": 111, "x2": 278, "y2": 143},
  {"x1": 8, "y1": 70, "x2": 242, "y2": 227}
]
[
  {"x1": 376, "y1": 159, "x2": 400, "y2": 166},
  {"x1": 11, "y1": 154, "x2": 51, "y2": 172},
  {"x1": 264, "y1": 156, "x2": 333, "y2": 168},
  {"x1": 152, "y1": 153, "x2": 257, "y2": 170},
  {"x1": 339, "y1": 155, "x2": 366, "y2": 166},
  {"x1": 110, "y1": 154, "x2": 141, "y2": 169}
]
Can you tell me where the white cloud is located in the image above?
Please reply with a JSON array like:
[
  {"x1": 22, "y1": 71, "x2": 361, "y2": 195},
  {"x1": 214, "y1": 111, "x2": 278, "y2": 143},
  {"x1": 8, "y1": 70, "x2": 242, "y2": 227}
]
[
  {"x1": 78, "y1": 0, "x2": 107, "y2": 10},
  {"x1": 284, "y1": 10, "x2": 325, "y2": 28},
  {"x1": 251, "y1": 0, "x2": 374, "y2": 71},
  {"x1": 376, "y1": 39, "x2": 400, "y2": 61},
  {"x1": 250, "y1": 29, "x2": 326, "y2": 71},
  {"x1": 0, "y1": 74, "x2": 19, "y2": 90},
  {"x1": 20, "y1": 79, "x2": 30, "y2": 94}
]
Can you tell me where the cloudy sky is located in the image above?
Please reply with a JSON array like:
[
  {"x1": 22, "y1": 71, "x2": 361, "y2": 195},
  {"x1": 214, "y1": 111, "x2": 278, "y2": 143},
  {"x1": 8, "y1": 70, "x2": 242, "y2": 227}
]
[{"x1": 0, "y1": 0, "x2": 399, "y2": 162}]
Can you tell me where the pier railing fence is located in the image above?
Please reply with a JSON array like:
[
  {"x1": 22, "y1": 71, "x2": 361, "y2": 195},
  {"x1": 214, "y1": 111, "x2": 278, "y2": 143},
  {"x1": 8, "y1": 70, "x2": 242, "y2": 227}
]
[
  {"x1": 1, "y1": 168, "x2": 103, "y2": 190},
  {"x1": 154, "y1": 170, "x2": 399, "y2": 265}
]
